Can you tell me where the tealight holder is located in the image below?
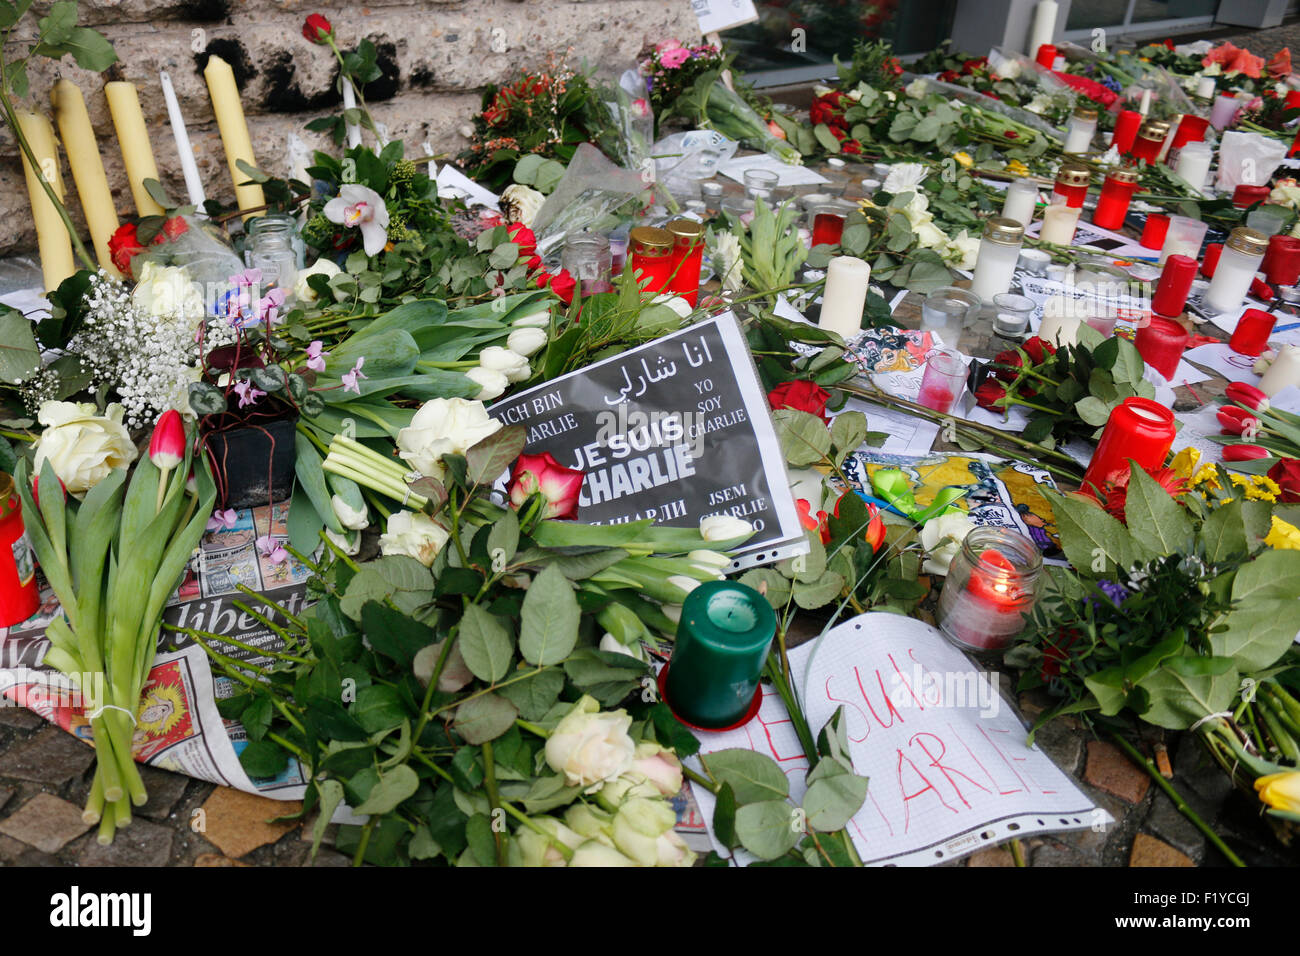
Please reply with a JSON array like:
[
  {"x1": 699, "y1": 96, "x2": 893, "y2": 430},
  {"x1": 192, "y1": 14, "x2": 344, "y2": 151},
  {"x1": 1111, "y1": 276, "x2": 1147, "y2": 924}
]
[{"x1": 937, "y1": 528, "x2": 1042, "y2": 655}]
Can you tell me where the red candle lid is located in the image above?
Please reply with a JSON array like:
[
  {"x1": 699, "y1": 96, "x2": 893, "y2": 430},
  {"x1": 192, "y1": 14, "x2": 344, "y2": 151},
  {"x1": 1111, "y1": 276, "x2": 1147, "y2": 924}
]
[
  {"x1": 1264, "y1": 234, "x2": 1300, "y2": 286},
  {"x1": 1233, "y1": 184, "x2": 1271, "y2": 208}
]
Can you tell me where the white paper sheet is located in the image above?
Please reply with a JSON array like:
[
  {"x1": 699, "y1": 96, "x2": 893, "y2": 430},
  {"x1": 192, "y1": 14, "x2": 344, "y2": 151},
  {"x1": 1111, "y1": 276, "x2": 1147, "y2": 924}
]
[
  {"x1": 838, "y1": 396, "x2": 939, "y2": 456},
  {"x1": 1183, "y1": 342, "x2": 1264, "y2": 385},
  {"x1": 434, "y1": 164, "x2": 501, "y2": 210}
]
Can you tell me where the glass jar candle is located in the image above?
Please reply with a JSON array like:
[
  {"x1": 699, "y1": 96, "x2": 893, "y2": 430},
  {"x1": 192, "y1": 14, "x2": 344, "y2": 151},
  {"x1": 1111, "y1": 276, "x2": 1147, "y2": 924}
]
[
  {"x1": 1151, "y1": 254, "x2": 1197, "y2": 318},
  {"x1": 1052, "y1": 161, "x2": 1091, "y2": 208},
  {"x1": 628, "y1": 226, "x2": 674, "y2": 293},
  {"x1": 917, "y1": 347, "x2": 966, "y2": 413},
  {"x1": 1232, "y1": 184, "x2": 1271, "y2": 209},
  {"x1": 1247, "y1": 204, "x2": 1291, "y2": 237},
  {"x1": 0, "y1": 472, "x2": 39, "y2": 628},
  {"x1": 561, "y1": 233, "x2": 614, "y2": 297},
  {"x1": 969, "y1": 217, "x2": 1024, "y2": 302},
  {"x1": 1111, "y1": 109, "x2": 1143, "y2": 155},
  {"x1": 1063, "y1": 106, "x2": 1098, "y2": 154},
  {"x1": 992, "y1": 292, "x2": 1035, "y2": 337},
  {"x1": 246, "y1": 213, "x2": 305, "y2": 269},
  {"x1": 1091, "y1": 167, "x2": 1140, "y2": 230},
  {"x1": 808, "y1": 202, "x2": 848, "y2": 247},
  {"x1": 1158, "y1": 215, "x2": 1208, "y2": 265},
  {"x1": 1260, "y1": 344, "x2": 1300, "y2": 397},
  {"x1": 1000, "y1": 178, "x2": 1039, "y2": 226},
  {"x1": 1203, "y1": 227, "x2": 1268, "y2": 315},
  {"x1": 248, "y1": 231, "x2": 298, "y2": 295},
  {"x1": 1174, "y1": 141, "x2": 1213, "y2": 192},
  {"x1": 937, "y1": 528, "x2": 1042, "y2": 654},
  {"x1": 1264, "y1": 234, "x2": 1300, "y2": 286},
  {"x1": 662, "y1": 581, "x2": 776, "y2": 729},
  {"x1": 1081, "y1": 397, "x2": 1177, "y2": 498},
  {"x1": 1210, "y1": 91, "x2": 1240, "y2": 130},
  {"x1": 921, "y1": 286, "x2": 981, "y2": 344},
  {"x1": 1135, "y1": 316, "x2": 1190, "y2": 381},
  {"x1": 1195, "y1": 75, "x2": 1217, "y2": 99},
  {"x1": 699, "y1": 180, "x2": 725, "y2": 217},
  {"x1": 1140, "y1": 213, "x2": 1170, "y2": 249},
  {"x1": 665, "y1": 218, "x2": 705, "y2": 306},
  {"x1": 1018, "y1": 248, "x2": 1052, "y2": 275},
  {"x1": 1129, "y1": 121, "x2": 1167, "y2": 163},
  {"x1": 818, "y1": 255, "x2": 872, "y2": 340},
  {"x1": 1229, "y1": 308, "x2": 1276, "y2": 356},
  {"x1": 1040, "y1": 201, "x2": 1081, "y2": 245}
]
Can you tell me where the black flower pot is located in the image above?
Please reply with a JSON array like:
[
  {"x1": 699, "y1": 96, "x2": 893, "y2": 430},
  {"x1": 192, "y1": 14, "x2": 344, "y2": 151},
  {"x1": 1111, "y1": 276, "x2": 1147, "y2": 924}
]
[{"x1": 203, "y1": 413, "x2": 298, "y2": 510}]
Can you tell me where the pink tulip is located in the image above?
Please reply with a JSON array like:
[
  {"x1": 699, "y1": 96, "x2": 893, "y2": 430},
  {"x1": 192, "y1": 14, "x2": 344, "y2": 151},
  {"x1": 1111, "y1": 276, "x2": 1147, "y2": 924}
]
[{"x1": 508, "y1": 452, "x2": 584, "y2": 521}]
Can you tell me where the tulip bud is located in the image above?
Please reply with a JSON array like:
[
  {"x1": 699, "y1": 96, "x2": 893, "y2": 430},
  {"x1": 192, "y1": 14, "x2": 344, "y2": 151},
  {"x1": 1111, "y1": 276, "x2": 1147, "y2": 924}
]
[
  {"x1": 600, "y1": 631, "x2": 648, "y2": 662},
  {"x1": 331, "y1": 493, "x2": 370, "y2": 530},
  {"x1": 1217, "y1": 405, "x2": 1262, "y2": 437},
  {"x1": 1225, "y1": 381, "x2": 1270, "y2": 413},
  {"x1": 465, "y1": 366, "x2": 509, "y2": 401},
  {"x1": 511, "y1": 309, "x2": 551, "y2": 328},
  {"x1": 506, "y1": 327, "x2": 548, "y2": 357},
  {"x1": 149, "y1": 409, "x2": 186, "y2": 471},
  {"x1": 1223, "y1": 443, "x2": 1271, "y2": 461},
  {"x1": 479, "y1": 346, "x2": 531, "y2": 382},
  {"x1": 699, "y1": 514, "x2": 754, "y2": 542}
]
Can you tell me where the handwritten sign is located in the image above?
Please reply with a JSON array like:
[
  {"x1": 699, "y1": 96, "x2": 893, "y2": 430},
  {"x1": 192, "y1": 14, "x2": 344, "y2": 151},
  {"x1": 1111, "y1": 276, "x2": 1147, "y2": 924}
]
[
  {"x1": 490, "y1": 314, "x2": 806, "y2": 570},
  {"x1": 692, "y1": 0, "x2": 759, "y2": 34},
  {"x1": 685, "y1": 613, "x2": 1106, "y2": 865}
]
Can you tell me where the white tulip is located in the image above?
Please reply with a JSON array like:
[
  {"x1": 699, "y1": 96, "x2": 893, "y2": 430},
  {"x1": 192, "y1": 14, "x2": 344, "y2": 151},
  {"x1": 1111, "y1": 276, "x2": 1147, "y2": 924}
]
[
  {"x1": 511, "y1": 309, "x2": 551, "y2": 328},
  {"x1": 506, "y1": 326, "x2": 548, "y2": 357},
  {"x1": 479, "y1": 346, "x2": 531, "y2": 383},
  {"x1": 331, "y1": 494, "x2": 369, "y2": 530},
  {"x1": 699, "y1": 514, "x2": 754, "y2": 542},
  {"x1": 465, "y1": 366, "x2": 509, "y2": 401}
]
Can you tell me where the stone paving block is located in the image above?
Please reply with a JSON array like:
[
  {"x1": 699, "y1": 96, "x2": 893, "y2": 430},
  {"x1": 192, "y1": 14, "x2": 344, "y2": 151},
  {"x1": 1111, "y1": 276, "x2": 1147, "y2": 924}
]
[
  {"x1": 1034, "y1": 717, "x2": 1085, "y2": 776},
  {"x1": 0, "y1": 793, "x2": 93, "y2": 854},
  {"x1": 0, "y1": 787, "x2": 11, "y2": 813},
  {"x1": 304, "y1": 848, "x2": 353, "y2": 867},
  {"x1": 0, "y1": 727, "x2": 95, "y2": 786},
  {"x1": 967, "y1": 846, "x2": 1015, "y2": 867},
  {"x1": 0, "y1": 832, "x2": 29, "y2": 862},
  {"x1": 198, "y1": 786, "x2": 301, "y2": 859},
  {"x1": 0, "y1": 707, "x2": 44, "y2": 730},
  {"x1": 137, "y1": 766, "x2": 192, "y2": 821},
  {"x1": 1129, "y1": 832, "x2": 1194, "y2": 867},
  {"x1": 1085, "y1": 740, "x2": 1151, "y2": 804},
  {"x1": 1032, "y1": 841, "x2": 1099, "y2": 867},
  {"x1": 78, "y1": 818, "x2": 175, "y2": 867},
  {"x1": 1146, "y1": 792, "x2": 1207, "y2": 862},
  {"x1": 194, "y1": 853, "x2": 250, "y2": 867}
]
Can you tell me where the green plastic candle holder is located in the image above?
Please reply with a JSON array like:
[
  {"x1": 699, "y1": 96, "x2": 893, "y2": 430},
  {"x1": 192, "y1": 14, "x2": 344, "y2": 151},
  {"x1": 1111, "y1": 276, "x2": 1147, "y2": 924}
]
[{"x1": 662, "y1": 581, "x2": 776, "y2": 730}]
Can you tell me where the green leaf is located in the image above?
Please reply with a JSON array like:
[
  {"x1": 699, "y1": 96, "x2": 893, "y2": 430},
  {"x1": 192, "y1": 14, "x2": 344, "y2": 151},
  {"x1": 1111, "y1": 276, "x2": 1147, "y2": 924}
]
[
  {"x1": 465, "y1": 814, "x2": 498, "y2": 866},
  {"x1": 793, "y1": 571, "x2": 845, "y2": 609},
  {"x1": 241, "y1": 696, "x2": 272, "y2": 742},
  {"x1": 0, "y1": 310, "x2": 40, "y2": 384},
  {"x1": 738, "y1": 567, "x2": 792, "y2": 609},
  {"x1": 409, "y1": 824, "x2": 441, "y2": 861},
  {"x1": 1136, "y1": 653, "x2": 1239, "y2": 730},
  {"x1": 457, "y1": 604, "x2": 515, "y2": 683},
  {"x1": 803, "y1": 760, "x2": 869, "y2": 832},
  {"x1": 701, "y1": 749, "x2": 789, "y2": 805},
  {"x1": 518, "y1": 564, "x2": 580, "y2": 666},
  {"x1": 1112, "y1": 337, "x2": 1145, "y2": 385},
  {"x1": 488, "y1": 241, "x2": 520, "y2": 271},
  {"x1": 813, "y1": 123, "x2": 842, "y2": 154},
  {"x1": 772, "y1": 407, "x2": 832, "y2": 467},
  {"x1": 239, "y1": 740, "x2": 289, "y2": 779},
  {"x1": 1074, "y1": 396, "x2": 1111, "y2": 427},
  {"x1": 465, "y1": 425, "x2": 526, "y2": 486},
  {"x1": 486, "y1": 507, "x2": 520, "y2": 567},
  {"x1": 453, "y1": 692, "x2": 519, "y2": 744},
  {"x1": 37, "y1": 1, "x2": 76, "y2": 45},
  {"x1": 1050, "y1": 491, "x2": 1141, "y2": 574},
  {"x1": 360, "y1": 601, "x2": 434, "y2": 668},
  {"x1": 1201, "y1": 499, "x2": 1249, "y2": 563},
  {"x1": 350, "y1": 685, "x2": 408, "y2": 734},
  {"x1": 1210, "y1": 599, "x2": 1300, "y2": 672},
  {"x1": 1231, "y1": 549, "x2": 1300, "y2": 604},
  {"x1": 497, "y1": 668, "x2": 565, "y2": 721},
  {"x1": 713, "y1": 782, "x2": 738, "y2": 848},
  {"x1": 40, "y1": 25, "x2": 118, "y2": 71},
  {"x1": 734, "y1": 800, "x2": 801, "y2": 860},
  {"x1": 829, "y1": 411, "x2": 868, "y2": 464},
  {"x1": 310, "y1": 779, "x2": 345, "y2": 860},
  {"x1": 352, "y1": 764, "x2": 419, "y2": 815},
  {"x1": 1123, "y1": 462, "x2": 1193, "y2": 556}
]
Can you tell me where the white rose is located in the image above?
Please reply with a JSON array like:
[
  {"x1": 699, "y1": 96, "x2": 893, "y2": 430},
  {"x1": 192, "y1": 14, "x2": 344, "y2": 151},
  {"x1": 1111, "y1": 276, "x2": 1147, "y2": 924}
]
[
  {"x1": 812, "y1": 84, "x2": 834, "y2": 98},
  {"x1": 713, "y1": 231, "x2": 743, "y2": 294},
  {"x1": 506, "y1": 327, "x2": 548, "y2": 357},
  {"x1": 1025, "y1": 93, "x2": 1050, "y2": 115},
  {"x1": 700, "y1": 514, "x2": 753, "y2": 542},
  {"x1": 650, "y1": 293, "x2": 693, "y2": 318},
  {"x1": 500, "y1": 183, "x2": 546, "y2": 227},
  {"x1": 882, "y1": 162, "x2": 929, "y2": 196},
  {"x1": 846, "y1": 88, "x2": 863, "y2": 102},
  {"x1": 396, "y1": 397, "x2": 503, "y2": 479},
  {"x1": 897, "y1": 191, "x2": 933, "y2": 228},
  {"x1": 131, "y1": 261, "x2": 203, "y2": 320},
  {"x1": 478, "y1": 346, "x2": 530, "y2": 383},
  {"x1": 944, "y1": 230, "x2": 981, "y2": 271},
  {"x1": 993, "y1": 57, "x2": 1022, "y2": 80},
  {"x1": 511, "y1": 309, "x2": 551, "y2": 328},
  {"x1": 600, "y1": 631, "x2": 648, "y2": 663},
  {"x1": 507, "y1": 818, "x2": 582, "y2": 868},
  {"x1": 378, "y1": 511, "x2": 450, "y2": 566},
  {"x1": 465, "y1": 366, "x2": 509, "y2": 401},
  {"x1": 610, "y1": 796, "x2": 678, "y2": 866},
  {"x1": 919, "y1": 512, "x2": 977, "y2": 575},
  {"x1": 624, "y1": 741, "x2": 684, "y2": 798},
  {"x1": 914, "y1": 219, "x2": 949, "y2": 250},
  {"x1": 32, "y1": 402, "x2": 138, "y2": 497},
  {"x1": 883, "y1": 90, "x2": 896, "y2": 103},
  {"x1": 293, "y1": 258, "x2": 342, "y2": 303},
  {"x1": 544, "y1": 695, "x2": 636, "y2": 790},
  {"x1": 905, "y1": 78, "x2": 929, "y2": 99},
  {"x1": 569, "y1": 840, "x2": 636, "y2": 867},
  {"x1": 1270, "y1": 180, "x2": 1300, "y2": 210},
  {"x1": 331, "y1": 493, "x2": 369, "y2": 530}
]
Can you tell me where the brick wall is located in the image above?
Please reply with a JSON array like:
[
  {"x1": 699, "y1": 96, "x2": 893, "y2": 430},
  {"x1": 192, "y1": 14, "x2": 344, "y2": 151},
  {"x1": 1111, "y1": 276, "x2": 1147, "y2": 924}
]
[{"x1": 1, "y1": 0, "x2": 701, "y2": 258}]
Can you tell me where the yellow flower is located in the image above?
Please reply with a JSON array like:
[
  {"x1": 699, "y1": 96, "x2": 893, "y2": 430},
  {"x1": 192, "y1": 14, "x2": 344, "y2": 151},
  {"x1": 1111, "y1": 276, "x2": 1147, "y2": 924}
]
[
  {"x1": 1170, "y1": 447, "x2": 1199, "y2": 481},
  {"x1": 953, "y1": 151, "x2": 973, "y2": 169},
  {"x1": 1005, "y1": 160, "x2": 1029, "y2": 176},
  {"x1": 1255, "y1": 771, "x2": 1300, "y2": 812},
  {"x1": 1265, "y1": 516, "x2": 1300, "y2": 550},
  {"x1": 1229, "y1": 473, "x2": 1278, "y2": 502},
  {"x1": 858, "y1": 197, "x2": 878, "y2": 212}
]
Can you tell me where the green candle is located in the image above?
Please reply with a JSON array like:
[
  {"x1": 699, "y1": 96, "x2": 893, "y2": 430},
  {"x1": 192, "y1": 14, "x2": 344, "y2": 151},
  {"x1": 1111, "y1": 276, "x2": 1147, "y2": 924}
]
[{"x1": 664, "y1": 581, "x2": 776, "y2": 729}]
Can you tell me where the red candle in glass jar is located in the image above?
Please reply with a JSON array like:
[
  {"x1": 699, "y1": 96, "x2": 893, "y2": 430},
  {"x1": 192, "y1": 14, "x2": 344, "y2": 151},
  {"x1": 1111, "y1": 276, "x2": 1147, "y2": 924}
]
[
  {"x1": 1286, "y1": 90, "x2": 1300, "y2": 110},
  {"x1": 1035, "y1": 43, "x2": 1056, "y2": 69},
  {"x1": 628, "y1": 226, "x2": 675, "y2": 294},
  {"x1": 1151, "y1": 254, "x2": 1197, "y2": 318},
  {"x1": 1229, "y1": 308, "x2": 1276, "y2": 356},
  {"x1": 1081, "y1": 398, "x2": 1178, "y2": 499},
  {"x1": 1140, "y1": 214, "x2": 1170, "y2": 250},
  {"x1": 1092, "y1": 168, "x2": 1140, "y2": 230},
  {"x1": 1263, "y1": 234, "x2": 1300, "y2": 286},
  {"x1": 1135, "y1": 315, "x2": 1190, "y2": 381},
  {"x1": 1169, "y1": 114, "x2": 1210, "y2": 153},
  {"x1": 1129, "y1": 124, "x2": 1167, "y2": 163},
  {"x1": 1111, "y1": 110, "x2": 1143, "y2": 155},
  {"x1": 1202, "y1": 242, "x2": 1223, "y2": 277},
  {"x1": 1053, "y1": 162, "x2": 1091, "y2": 209},
  {"x1": 0, "y1": 473, "x2": 39, "y2": 628},
  {"x1": 810, "y1": 208, "x2": 847, "y2": 247},
  {"x1": 1233, "y1": 184, "x2": 1271, "y2": 208},
  {"x1": 665, "y1": 219, "x2": 705, "y2": 306}
]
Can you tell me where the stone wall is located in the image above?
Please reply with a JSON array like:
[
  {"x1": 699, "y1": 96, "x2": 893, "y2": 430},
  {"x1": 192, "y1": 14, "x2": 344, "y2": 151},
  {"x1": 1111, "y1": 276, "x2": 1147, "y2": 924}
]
[{"x1": 0, "y1": 0, "x2": 701, "y2": 258}]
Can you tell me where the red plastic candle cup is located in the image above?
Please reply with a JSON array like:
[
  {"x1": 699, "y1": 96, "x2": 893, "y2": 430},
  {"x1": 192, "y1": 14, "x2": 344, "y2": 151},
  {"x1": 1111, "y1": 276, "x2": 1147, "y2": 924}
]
[
  {"x1": 1201, "y1": 242, "x2": 1223, "y2": 278},
  {"x1": 628, "y1": 226, "x2": 674, "y2": 294},
  {"x1": 1135, "y1": 315, "x2": 1190, "y2": 381},
  {"x1": 1080, "y1": 397, "x2": 1177, "y2": 499},
  {"x1": 665, "y1": 219, "x2": 705, "y2": 306},
  {"x1": 1111, "y1": 110, "x2": 1143, "y2": 155},
  {"x1": 1092, "y1": 168, "x2": 1140, "y2": 231},
  {"x1": 1151, "y1": 254, "x2": 1197, "y2": 318},
  {"x1": 1263, "y1": 234, "x2": 1300, "y2": 286},
  {"x1": 1129, "y1": 125, "x2": 1166, "y2": 163},
  {"x1": 1233, "y1": 184, "x2": 1271, "y2": 208},
  {"x1": 1229, "y1": 308, "x2": 1276, "y2": 356},
  {"x1": 1286, "y1": 90, "x2": 1300, "y2": 110},
  {"x1": 1140, "y1": 214, "x2": 1170, "y2": 250},
  {"x1": 1053, "y1": 162, "x2": 1091, "y2": 209},
  {"x1": 1035, "y1": 43, "x2": 1056, "y2": 69},
  {"x1": 1170, "y1": 114, "x2": 1210, "y2": 152},
  {"x1": 0, "y1": 473, "x2": 39, "y2": 628}
]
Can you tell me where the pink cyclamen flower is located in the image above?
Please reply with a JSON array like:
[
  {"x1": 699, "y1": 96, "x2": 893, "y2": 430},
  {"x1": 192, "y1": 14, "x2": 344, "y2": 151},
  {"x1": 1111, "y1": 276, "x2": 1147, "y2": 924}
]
[
  {"x1": 306, "y1": 340, "x2": 329, "y2": 373},
  {"x1": 323, "y1": 184, "x2": 390, "y2": 256},
  {"x1": 257, "y1": 287, "x2": 287, "y2": 326},
  {"x1": 233, "y1": 379, "x2": 266, "y2": 408},
  {"x1": 206, "y1": 508, "x2": 238, "y2": 532},
  {"x1": 342, "y1": 356, "x2": 367, "y2": 395},
  {"x1": 256, "y1": 534, "x2": 288, "y2": 565}
]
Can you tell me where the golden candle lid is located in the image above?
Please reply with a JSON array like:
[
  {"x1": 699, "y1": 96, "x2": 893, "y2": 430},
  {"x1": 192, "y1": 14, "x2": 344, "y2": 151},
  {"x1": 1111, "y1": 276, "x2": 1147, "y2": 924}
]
[
  {"x1": 1106, "y1": 167, "x2": 1140, "y2": 184},
  {"x1": 629, "y1": 226, "x2": 673, "y2": 254},
  {"x1": 1226, "y1": 227, "x2": 1269, "y2": 256},
  {"x1": 1072, "y1": 106, "x2": 1098, "y2": 122},
  {"x1": 983, "y1": 217, "x2": 1025, "y2": 245},
  {"x1": 665, "y1": 219, "x2": 704, "y2": 241},
  {"x1": 1138, "y1": 120, "x2": 1171, "y2": 141},
  {"x1": 1055, "y1": 162, "x2": 1092, "y2": 188}
]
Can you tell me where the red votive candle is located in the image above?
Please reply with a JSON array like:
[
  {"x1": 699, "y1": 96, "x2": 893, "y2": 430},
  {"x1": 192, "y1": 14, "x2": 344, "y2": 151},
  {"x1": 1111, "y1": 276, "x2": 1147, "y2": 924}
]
[
  {"x1": 810, "y1": 211, "x2": 846, "y2": 248},
  {"x1": 1081, "y1": 397, "x2": 1177, "y2": 499},
  {"x1": 1151, "y1": 254, "x2": 1197, "y2": 318},
  {"x1": 0, "y1": 473, "x2": 39, "y2": 628},
  {"x1": 1092, "y1": 167, "x2": 1140, "y2": 230},
  {"x1": 1169, "y1": 114, "x2": 1210, "y2": 153},
  {"x1": 1286, "y1": 90, "x2": 1300, "y2": 110},
  {"x1": 1035, "y1": 44, "x2": 1057, "y2": 69},
  {"x1": 1233, "y1": 184, "x2": 1271, "y2": 208},
  {"x1": 628, "y1": 226, "x2": 674, "y2": 294},
  {"x1": 1141, "y1": 213, "x2": 1171, "y2": 249},
  {"x1": 1053, "y1": 162, "x2": 1091, "y2": 209},
  {"x1": 1129, "y1": 123, "x2": 1167, "y2": 163},
  {"x1": 665, "y1": 219, "x2": 705, "y2": 306},
  {"x1": 1229, "y1": 308, "x2": 1276, "y2": 356},
  {"x1": 1202, "y1": 242, "x2": 1223, "y2": 277},
  {"x1": 1112, "y1": 110, "x2": 1143, "y2": 155},
  {"x1": 1263, "y1": 234, "x2": 1300, "y2": 286},
  {"x1": 1135, "y1": 315, "x2": 1190, "y2": 380}
]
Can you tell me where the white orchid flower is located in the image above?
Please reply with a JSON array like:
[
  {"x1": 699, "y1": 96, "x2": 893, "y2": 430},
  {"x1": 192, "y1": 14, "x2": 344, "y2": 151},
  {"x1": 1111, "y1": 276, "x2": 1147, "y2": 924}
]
[{"x1": 323, "y1": 184, "x2": 391, "y2": 256}]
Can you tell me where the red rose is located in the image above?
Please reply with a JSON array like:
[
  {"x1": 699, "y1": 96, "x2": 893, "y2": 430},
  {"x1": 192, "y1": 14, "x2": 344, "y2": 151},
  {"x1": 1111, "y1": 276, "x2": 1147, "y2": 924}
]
[
  {"x1": 1268, "y1": 457, "x2": 1300, "y2": 502},
  {"x1": 768, "y1": 380, "x2": 831, "y2": 423},
  {"x1": 1021, "y1": 336, "x2": 1056, "y2": 364},
  {"x1": 158, "y1": 216, "x2": 189, "y2": 243},
  {"x1": 508, "y1": 452, "x2": 584, "y2": 520},
  {"x1": 525, "y1": 254, "x2": 543, "y2": 272},
  {"x1": 303, "y1": 13, "x2": 333, "y2": 44},
  {"x1": 842, "y1": 139, "x2": 863, "y2": 155},
  {"x1": 108, "y1": 222, "x2": 144, "y2": 279},
  {"x1": 1041, "y1": 628, "x2": 1082, "y2": 680},
  {"x1": 537, "y1": 268, "x2": 576, "y2": 305},
  {"x1": 992, "y1": 347, "x2": 1025, "y2": 382},
  {"x1": 507, "y1": 223, "x2": 536, "y2": 260},
  {"x1": 939, "y1": 70, "x2": 960, "y2": 83},
  {"x1": 974, "y1": 379, "x2": 1008, "y2": 410}
]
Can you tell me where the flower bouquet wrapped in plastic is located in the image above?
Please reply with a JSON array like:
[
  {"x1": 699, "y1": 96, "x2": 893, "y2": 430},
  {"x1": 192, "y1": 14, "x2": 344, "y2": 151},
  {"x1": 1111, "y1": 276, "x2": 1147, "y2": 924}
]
[{"x1": 671, "y1": 69, "x2": 802, "y2": 165}]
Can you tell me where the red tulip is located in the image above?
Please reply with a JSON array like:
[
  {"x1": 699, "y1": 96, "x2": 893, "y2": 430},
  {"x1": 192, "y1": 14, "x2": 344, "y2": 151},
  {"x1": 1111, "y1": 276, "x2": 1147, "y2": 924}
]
[
  {"x1": 302, "y1": 13, "x2": 333, "y2": 44},
  {"x1": 508, "y1": 452, "x2": 584, "y2": 520},
  {"x1": 149, "y1": 410, "x2": 186, "y2": 471},
  {"x1": 1217, "y1": 405, "x2": 1262, "y2": 437},
  {"x1": 1225, "y1": 381, "x2": 1269, "y2": 413},
  {"x1": 1223, "y1": 444, "x2": 1270, "y2": 461}
]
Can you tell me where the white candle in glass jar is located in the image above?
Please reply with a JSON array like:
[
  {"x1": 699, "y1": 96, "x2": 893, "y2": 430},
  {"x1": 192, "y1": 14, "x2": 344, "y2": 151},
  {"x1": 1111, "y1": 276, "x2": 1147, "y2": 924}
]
[
  {"x1": 1203, "y1": 227, "x2": 1268, "y2": 314},
  {"x1": 1175, "y1": 142, "x2": 1213, "y2": 192},
  {"x1": 1038, "y1": 296, "x2": 1082, "y2": 346},
  {"x1": 1040, "y1": 202, "x2": 1081, "y2": 244},
  {"x1": 1196, "y1": 75, "x2": 1216, "y2": 99},
  {"x1": 969, "y1": 218, "x2": 1024, "y2": 302},
  {"x1": 818, "y1": 256, "x2": 871, "y2": 340},
  {"x1": 1063, "y1": 108, "x2": 1097, "y2": 154},
  {"x1": 1260, "y1": 345, "x2": 1300, "y2": 396},
  {"x1": 1001, "y1": 178, "x2": 1039, "y2": 226}
]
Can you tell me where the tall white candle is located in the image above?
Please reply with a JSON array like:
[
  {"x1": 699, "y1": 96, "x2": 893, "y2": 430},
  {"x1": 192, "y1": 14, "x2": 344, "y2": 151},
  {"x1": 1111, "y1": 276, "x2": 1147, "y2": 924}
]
[
  {"x1": 1196, "y1": 75, "x2": 1216, "y2": 99},
  {"x1": 1260, "y1": 345, "x2": 1300, "y2": 396},
  {"x1": 1027, "y1": 0, "x2": 1058, "y2": 58},
  {"x1": 1175, "y1": 142, "x2": 1213, "y2": 192},
  {"x1": 1158, "y1": 115, "x2": 1181, "y2": 163},
  {"x1": 159, "y1": 71, "x2": 206, "y2": 210},
  {"x1": 1001, "y1": 179, "x2": 1038, "y2": 226},
  {"x1": 1139, "y1": 89, "x2": 1152, "y2": 117},
  {"x1": 341, "y1": 77, "x2": 362, "y2": 149},
  {"x1": 818, "y1": 256, "x2": 871, "y2": 340},
  {"x1": 1040, "y1": 202, "x2": 1081, "y2": 244}
]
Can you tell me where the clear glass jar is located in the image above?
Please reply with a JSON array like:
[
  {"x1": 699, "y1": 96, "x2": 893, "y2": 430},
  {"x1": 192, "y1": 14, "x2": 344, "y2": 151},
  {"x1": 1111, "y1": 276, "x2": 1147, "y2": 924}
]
[
  {"x1": 561, "y1": 233, "x2": 613, "y2": 297},
  {"x1": 937, "y1": 527, "x2": 1042, "y2": 654},
  {"x1": 248, "y1": 232, "x2": 298, "y2": 295},
  {"x1": 246, "y1": 213, "x2": 305, "y2": 269},
  {"x1": 969, "y1": 218, "x2": 1024, "y2": 302}
]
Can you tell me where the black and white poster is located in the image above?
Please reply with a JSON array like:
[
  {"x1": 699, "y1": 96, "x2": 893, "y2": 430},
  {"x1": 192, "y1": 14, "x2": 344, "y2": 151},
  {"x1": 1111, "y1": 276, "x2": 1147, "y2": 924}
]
[{"x1": 490, "y1": 313, "x2": 806, "y2": 570}]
